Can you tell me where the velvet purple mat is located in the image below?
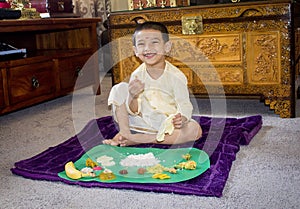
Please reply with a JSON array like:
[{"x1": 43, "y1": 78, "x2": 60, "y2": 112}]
[{"x1": 11, "y1": 115, "x2": 262, "y2": 197}]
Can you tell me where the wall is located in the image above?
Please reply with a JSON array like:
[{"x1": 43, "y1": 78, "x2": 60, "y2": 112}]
[{"x1": 110, "y1": 0, "x2": 128, "y2": 11}]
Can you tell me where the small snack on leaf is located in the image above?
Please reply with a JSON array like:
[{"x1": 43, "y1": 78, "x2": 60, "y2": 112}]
[
  {"x1": 137, "y1": 168, "x2": 147, "y2": 175},
  {"x1": 174, "y1": 160, "x2": 197, "y2": 170},
  {"x1": 99, "y1": 172, "x2": 116, "y2": 181},
  {"x1": 103, "y1": 168, "x2": 113, "y2": 173},
  {"x1": 184, "y1": 160, "x2": 197, "y2": 170},
  {"x1": 81, "y1": 167, "x2": 93, "y2": 174},
  {"x1": 93, "y1": 166, "x2": 102, "y2": 171},
  {"x1": 147, "y1": 164, "x2": 165, "y2": 174},
  {"x1": 163, "y1": 167, "x2": 177, "y2": 174},
  {"x1": 174, "y1": 162, "x2": 185, "y2": 169},
  {"x1": 119, "y1": 169, "x2": 128, "y2": 175},
  {"x1": 182, "y1": 153, "x2": 192, "y2": 160},
  {"x1": 152, "y1": 173, "x2": 171, "y2": 180},
  {"x1": 86, "y1": 158, "x2": 98, "y2": 168}
]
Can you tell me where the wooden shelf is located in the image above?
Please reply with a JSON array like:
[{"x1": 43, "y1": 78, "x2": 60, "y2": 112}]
[{"x1": 0, "y1": 18, "x2": 101, "y2": 115}]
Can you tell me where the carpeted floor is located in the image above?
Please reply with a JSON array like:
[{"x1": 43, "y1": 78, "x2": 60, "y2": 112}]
[{"x1": 1, "y1": 74, "x2": 300, "y2": 209}]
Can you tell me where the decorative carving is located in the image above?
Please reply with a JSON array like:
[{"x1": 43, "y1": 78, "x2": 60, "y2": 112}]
[
  {"x1": 169, "y1": 34, "x2": 241, "y2": 62},
  {"x1": 265, "y1": 99, "x2": 291, "y2": 118},
  {"x1": 137, "y1": 0, "x2": 144, "y2": 10},
  {"x1": 160, "y1": 0, "x2": 166, "y2": 8},
  {"x1": 196, "y1": 38, "x2": 229, "y2": 59},
  {"x1": 111, "y1": 3, "x2": 290, "y2": 25},
  {"x1": 146, "y1": 0, "x2": 156, "y2": 8},
  {"x1": 248, "y1": 33, "x2": 280, "y2": 84},
  {"x1": 194, "y1": 67, "x2": 243, "y2": 85}
]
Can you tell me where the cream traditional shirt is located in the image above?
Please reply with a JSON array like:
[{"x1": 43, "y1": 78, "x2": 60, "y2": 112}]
[{"x1": 108, "y1": 61, "x2": 193, "y2": 141}]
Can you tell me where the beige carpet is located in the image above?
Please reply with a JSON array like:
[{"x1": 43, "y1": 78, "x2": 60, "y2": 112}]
[{"x1": 0, "y1": 74, "x2": 299, "y2": 209}]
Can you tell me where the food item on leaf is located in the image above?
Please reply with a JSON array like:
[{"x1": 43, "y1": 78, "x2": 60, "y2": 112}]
[
  {"x1": 120, "y1": 152, "x2": 160, "y2": 167},
  {"x1": 147, "y1": 164, "x2": 177, "y2": 174},
  {"x1": 65, "y1": 161, "x2": 93, "y2": 180},
  {"x1": 174, "y1": 160, "x2": 197, "y2": 170},
  {"x1": 152, "y1": 173, "x2": 171, "y2": 180},
  {"x1": 163, "y1": 167, "x2": 177, "y2": 174},
  {"x1": 137, "y1": 168, "x2": 147, "y2": 175},
  {"x1": 147, "y1": 164, "x2": 165, "y2": 174},
  {"x1": 81, "y1": 167, "x2": 93, "y2": 174},
  {"x1": 93, "y1": 166, "x2": 102, "y2": 171},
  {"x1": 96, "y1": 155, "x2": 115, "y2": 167},
  {"x1": 119, "y1": 169, "x2": 128, "y2": 175},
  {"x1": 86, "y1": 158, "x2": 98, "y2": 168},
  {"x1": 182, "y1": 153, "x2": 192, "y2": 160},
  {"x1": 99, "y1": 172, "x2": 116, "y2": 181},
  {"x1": 103, "y1": 168, "x2": 113, "y2": 173}
]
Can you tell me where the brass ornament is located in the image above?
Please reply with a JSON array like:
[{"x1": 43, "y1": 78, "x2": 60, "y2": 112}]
[{"x1": 182, "y1": 14, "x2": 203, "y2": 35}]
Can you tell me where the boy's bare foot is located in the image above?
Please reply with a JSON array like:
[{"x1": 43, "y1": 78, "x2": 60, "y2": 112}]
[
  {"x1": 102, "y1": 139, "x2": 119, "y2": 146},
  {"x1": 102, "y1": 133, "x2": 122, "y2": 146},
  {"x1": 102, "y1": 133, "x2": 140, "y2": 147}
]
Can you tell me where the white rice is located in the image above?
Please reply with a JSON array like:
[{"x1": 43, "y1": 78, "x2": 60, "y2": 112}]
[
  {"x1": 120, "y1": 152, "x2": 160, "y2": 167},
  {"x1": 96, "y1": 155, "x2": 116, "y2": 167}
]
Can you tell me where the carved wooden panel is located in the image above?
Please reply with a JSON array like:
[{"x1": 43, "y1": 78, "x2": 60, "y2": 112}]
[
  {"x1": 169, "y1": 34, "x2": 242, "y2": 63},
  {"x1": 247, "y1": 32, "x2": 280, "y2": 84}
]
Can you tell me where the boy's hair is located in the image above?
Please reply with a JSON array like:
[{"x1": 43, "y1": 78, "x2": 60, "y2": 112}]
[{"x1": 132, "y1": 21, "x2": 169, "y2": 45}]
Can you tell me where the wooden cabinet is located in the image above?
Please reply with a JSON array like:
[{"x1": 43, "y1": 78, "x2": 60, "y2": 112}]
[
  {"x1": 108, "y1": 0, "x2": 300, "y2": 118},
  {"x1": 0, "y1": 18, "x2": 101, "y2": 115}
]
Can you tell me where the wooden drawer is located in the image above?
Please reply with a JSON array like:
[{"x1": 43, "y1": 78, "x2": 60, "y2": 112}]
[
  {"x1": 8, "y1": 61, "x2": 56, "y2": 105},
  {"x1": 58, "y1": 54, "x2": 94, "y2": 93}
]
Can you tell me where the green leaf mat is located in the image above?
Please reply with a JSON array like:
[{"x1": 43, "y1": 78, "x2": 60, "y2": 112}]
[{"x1": 58, "y1": 145, "x2": 210, "y2": 183}]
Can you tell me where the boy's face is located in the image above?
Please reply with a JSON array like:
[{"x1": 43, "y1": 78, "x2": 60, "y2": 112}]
[{"x1": 133, "y1": 29, "x2": 171, "y2": 68}]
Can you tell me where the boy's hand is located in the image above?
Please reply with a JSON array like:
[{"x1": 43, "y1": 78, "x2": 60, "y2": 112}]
[
  {"x1": 129, "y1": 77, "x2": 144, "y2": 99},
  {"x1": 172, "y1": 113, "x2": 186, "y2": 129}
]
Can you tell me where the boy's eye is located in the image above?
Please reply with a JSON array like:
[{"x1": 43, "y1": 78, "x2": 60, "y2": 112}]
[
  {"x1": 137, "y1": 43, "x2": 145, "y2": 46},
  {"x1": 152, "y1": 40, "x2": 160, "y2": 44}
]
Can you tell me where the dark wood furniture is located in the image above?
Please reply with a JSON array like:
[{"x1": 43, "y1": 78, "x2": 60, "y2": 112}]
[
  {"x1": 108, "y1": 0, "x2": 300, "y2": 118},
  {"x1": 0, "y1": 18, "x2": 101, "y2": 115}
]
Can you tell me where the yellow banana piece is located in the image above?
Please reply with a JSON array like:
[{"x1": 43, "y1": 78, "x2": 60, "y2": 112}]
[{"x1": 65, "y1": 161, "x2": 90, "y2": 180}]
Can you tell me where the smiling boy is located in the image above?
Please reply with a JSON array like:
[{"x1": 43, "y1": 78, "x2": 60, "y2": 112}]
[{"x1": 103, "y1": 21, "x2": 202, "y2": 146}]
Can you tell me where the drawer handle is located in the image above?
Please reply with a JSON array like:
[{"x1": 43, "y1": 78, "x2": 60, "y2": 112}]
[
  {"x1": 31, "y1": 77, "x2": 40, "y2": 89},
  {"x1": 76, "y1": 67, "x2": 83, "y2": 77}
]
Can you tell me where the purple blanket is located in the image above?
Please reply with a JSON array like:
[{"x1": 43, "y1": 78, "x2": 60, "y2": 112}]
[{"x1": 11, "y1": 115, "x2": 262, "y2": 197}]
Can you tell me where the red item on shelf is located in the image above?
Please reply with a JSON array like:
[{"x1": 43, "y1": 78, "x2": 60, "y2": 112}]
[{"x1": 0, "y1": 2, "x2": 11, "y2": 8}]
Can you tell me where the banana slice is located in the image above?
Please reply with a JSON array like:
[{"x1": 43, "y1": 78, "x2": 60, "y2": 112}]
[{"x1": 65, "y1": 161, "x2": 91, "y2": 180}]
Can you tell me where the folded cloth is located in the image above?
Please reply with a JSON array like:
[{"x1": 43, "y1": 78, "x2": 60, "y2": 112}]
[{"x1": 156, "y1": 114, "x2": 175, "y2": 142}]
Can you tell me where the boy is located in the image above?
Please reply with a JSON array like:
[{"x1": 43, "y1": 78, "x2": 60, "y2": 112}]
[{"x1": 103, "y1": 21, "x2": 202, "y2": 146}]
